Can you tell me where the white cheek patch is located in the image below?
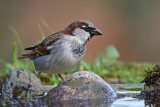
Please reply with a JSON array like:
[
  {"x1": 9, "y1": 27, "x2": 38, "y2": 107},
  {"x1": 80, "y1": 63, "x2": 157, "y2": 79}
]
[{"x1": 73, "y1": 28, "x2": 90, "y2": 42}]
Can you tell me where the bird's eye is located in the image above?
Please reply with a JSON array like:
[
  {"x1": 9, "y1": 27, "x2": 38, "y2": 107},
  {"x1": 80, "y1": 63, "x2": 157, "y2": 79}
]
[
  {"x1": 85, "y1": 26, "x2": 89, "y2": 30},
  {"x1": 82, "y1": 26, "x2": 90, "y2": 31}
]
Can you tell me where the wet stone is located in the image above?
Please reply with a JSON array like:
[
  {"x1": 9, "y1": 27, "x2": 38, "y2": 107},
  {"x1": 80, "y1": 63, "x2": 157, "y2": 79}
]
[
  {"x1": 46, "y1": 71, "x2": 117, "y2": 104},
  {"x1": 1, "y1": 69, "x2": 44, "y2": 99}
]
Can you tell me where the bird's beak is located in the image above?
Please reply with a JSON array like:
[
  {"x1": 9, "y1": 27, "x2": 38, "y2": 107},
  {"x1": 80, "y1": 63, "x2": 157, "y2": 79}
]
[{"x1": 90, "y1": 28, "x2": 103, "y2": 36}]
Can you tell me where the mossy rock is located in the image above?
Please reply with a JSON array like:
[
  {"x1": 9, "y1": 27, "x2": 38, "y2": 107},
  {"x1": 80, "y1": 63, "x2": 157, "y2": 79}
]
[
  {"x1": 46, "y1": 71, "x2": 117, "y2": 104},
  {"x1": 1, "y1": 69, "x2": 44, "y2": 98}
]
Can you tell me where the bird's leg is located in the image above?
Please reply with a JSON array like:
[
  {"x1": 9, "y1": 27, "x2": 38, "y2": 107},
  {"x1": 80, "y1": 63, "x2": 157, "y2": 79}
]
[
  {"x1": 37, "y1": 71, "x2": 41, "y2": 77},
  {"x1": 58, "y1": 74, "x2": 64, "y2": 81}
]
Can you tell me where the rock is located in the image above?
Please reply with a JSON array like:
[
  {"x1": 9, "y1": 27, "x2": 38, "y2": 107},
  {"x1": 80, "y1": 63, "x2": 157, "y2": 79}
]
[
  {"x1": 1, "y1": 69, "x2": 44, "y2": 98},
  {"x1": 46, "y1": 71, "x2": 117, "y2": 104}
]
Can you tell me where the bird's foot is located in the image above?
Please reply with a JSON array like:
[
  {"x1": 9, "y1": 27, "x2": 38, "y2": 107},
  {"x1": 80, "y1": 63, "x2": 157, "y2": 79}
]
[
  {"x1": 58, "y1": 74, "x2": 64, "y2": 81},
  {"x1": 37, "y1": 71, "x2": 41, "y2": 78}
]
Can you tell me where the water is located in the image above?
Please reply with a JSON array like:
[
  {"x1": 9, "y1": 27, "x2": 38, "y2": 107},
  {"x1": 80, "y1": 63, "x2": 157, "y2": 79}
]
[
  {"x1": 112, "y1": 97, "x2": 144, "y2": 107},
  {"x1": 111, "y1": 84, "x2": 144, "y2": 107}
]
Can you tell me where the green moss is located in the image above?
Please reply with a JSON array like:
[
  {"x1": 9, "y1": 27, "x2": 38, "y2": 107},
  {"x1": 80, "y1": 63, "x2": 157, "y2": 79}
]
[
  {"x1": 66, "y1": 79, "x2": 85, "y2": 89},
  {"x1": 118, "y1": 87, "x2": 143, "y2": 91},
  {"x1": 88, "y1": 81, "x2": 107, "y2": 98},
  {"x1": 88, "y1": 81, "x2": 100, "y2": 98}
]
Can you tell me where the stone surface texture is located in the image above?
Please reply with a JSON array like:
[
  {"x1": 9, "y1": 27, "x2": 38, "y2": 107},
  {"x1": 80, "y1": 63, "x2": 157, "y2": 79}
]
[
  {"x1": 46, "y1": 71, "x2": 117, "y2": 103},
  {"x1": 1, "y1": 69, "x2": 44, "y2": 98}
]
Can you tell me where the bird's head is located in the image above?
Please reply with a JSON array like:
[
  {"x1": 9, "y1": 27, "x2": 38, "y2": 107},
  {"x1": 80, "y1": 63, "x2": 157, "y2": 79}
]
[{"x1": 63, "y1": 20, "x2": 102, "y2": 44}]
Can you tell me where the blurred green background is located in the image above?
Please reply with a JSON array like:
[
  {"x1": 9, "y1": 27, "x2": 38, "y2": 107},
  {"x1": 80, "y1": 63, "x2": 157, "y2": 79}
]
[{"x1": 0, "y1": 1, "x2": 159, "y2": 84}]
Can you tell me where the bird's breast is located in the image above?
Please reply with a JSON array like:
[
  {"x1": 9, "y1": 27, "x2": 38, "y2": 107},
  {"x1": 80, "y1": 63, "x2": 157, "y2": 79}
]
[
  {"x1": 33, "y1": 39, "x2": 86, "y2": 74},
  {"x1": 70, "y1": 43, "x2": 86, "y2": 59}
]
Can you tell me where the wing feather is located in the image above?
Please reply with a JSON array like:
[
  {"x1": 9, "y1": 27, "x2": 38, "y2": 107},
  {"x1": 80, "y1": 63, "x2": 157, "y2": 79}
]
[{"x1": 19, "y1": 33, "x2": 60, "y2": 59}]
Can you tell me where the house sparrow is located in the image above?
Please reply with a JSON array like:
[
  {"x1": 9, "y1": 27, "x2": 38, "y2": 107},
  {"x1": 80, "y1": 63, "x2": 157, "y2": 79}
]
[{"x1": 20, "y1": 20, "x2": 102, "y2": 81}]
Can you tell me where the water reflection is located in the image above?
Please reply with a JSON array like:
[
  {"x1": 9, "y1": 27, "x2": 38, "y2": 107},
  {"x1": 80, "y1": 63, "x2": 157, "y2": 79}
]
[
  {"x1": 48, "y1": 99, "x2": 113, "y2": 107},
  {"x1": 112, "y1": 97, "x2": 144, "y2": 107}
]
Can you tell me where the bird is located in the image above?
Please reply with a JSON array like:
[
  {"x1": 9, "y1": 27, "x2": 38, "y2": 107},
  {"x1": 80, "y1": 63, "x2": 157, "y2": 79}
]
[{"x1": 19, "y1": 20, "x2": 102, "y2": 81}]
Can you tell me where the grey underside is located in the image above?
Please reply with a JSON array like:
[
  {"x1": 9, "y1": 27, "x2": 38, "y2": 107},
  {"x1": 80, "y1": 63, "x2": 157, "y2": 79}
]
[{"x1": 33, "y1": 39, "x2": 86, "y2": 74}]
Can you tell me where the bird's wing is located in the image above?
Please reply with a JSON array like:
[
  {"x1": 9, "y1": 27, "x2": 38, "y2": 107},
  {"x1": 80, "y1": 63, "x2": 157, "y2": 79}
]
[{"x1": 19, "y1": 33, "x2": 60, "y2": 59}]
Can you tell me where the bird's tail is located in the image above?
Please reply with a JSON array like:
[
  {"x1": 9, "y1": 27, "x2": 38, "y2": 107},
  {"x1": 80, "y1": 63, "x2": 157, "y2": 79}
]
[{"x1": 18, "y1": 53, "x2": 30, "y2": 59}]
